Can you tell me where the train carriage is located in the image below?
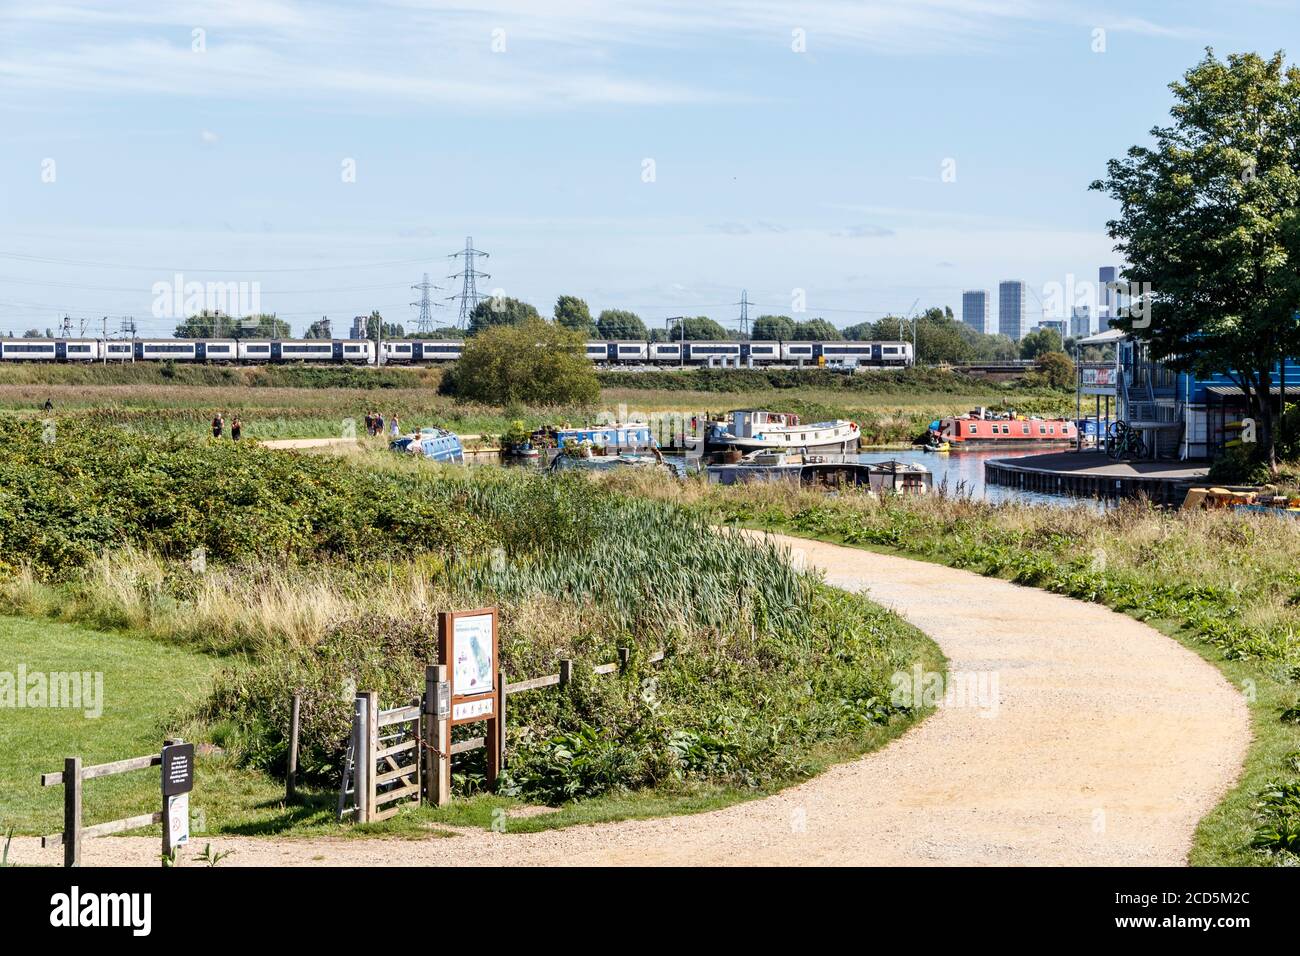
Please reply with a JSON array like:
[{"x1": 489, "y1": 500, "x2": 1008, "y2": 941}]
[
  {"x1": 685, "y1": 341, "x2": 742, "y2": 365},
  {"x1": 613, "y1": 341, "x2": 648, "y2": 362},
  {"x1": 649, "y1": 342, "x2": 681, "y2": 362}
]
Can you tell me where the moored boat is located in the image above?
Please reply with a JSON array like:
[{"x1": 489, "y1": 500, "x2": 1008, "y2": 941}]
[
  {"x1": 707, "y1": 450, "x2": 931, "y2": 494},
  {"x1": 933, "y1": 410, "x2": 1077, "y2": 449},
  {"x1": 390, "y1": 427, "x2": 465, "y2": 463},
  {"x1": 704, "y1": 410, "x2": 860, "y2": 459}
]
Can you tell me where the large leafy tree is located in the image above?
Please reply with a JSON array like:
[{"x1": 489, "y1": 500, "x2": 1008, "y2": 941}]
[
  {"x1": 595, "y1": 309, "x2": 647, "y2": 339},
  {"x1": 676, "y1": 316, "x2": 730, "y2": 340},
  {"x1": 1091, "y1": 49, "x2": 1300, "y2": 472},
  {"x1": 440, "y1": 317, "x2": 599, "y2": 405},
  {"x1": 468, "y1": 297, "x2": 541, "y2": 336},
  {"x1": 553, "y1": 295, "x2": 595, "y2": 336},
  {"x1": 752, "y1": 314, "x2": 795, "y2": 340}
]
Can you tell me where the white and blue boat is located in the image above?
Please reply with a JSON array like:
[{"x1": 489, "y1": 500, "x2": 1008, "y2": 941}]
[
  {"x1": 550, "y1": 422, "x2": 656, "y2": 453},
  {"x1": 391, "y1": 427, "x2": 464, "y2": 463}
]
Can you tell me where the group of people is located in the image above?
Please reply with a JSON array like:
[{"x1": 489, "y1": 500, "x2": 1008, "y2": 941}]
[
  {"x1": 211, "y1": 412, "x2": 242, "y2": 441},
  {"x1": 365, "y1": 410, "x2": 401, "y2": 439}
]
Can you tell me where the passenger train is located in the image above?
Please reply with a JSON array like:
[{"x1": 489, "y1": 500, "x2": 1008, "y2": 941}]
[{"x1": 0, "y1": 337, "x2": 913, "y2": 368}]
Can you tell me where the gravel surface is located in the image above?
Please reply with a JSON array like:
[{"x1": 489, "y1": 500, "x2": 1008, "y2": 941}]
[{"x1": 10, "y1": 533, "x2": 1250, "y2": 867}]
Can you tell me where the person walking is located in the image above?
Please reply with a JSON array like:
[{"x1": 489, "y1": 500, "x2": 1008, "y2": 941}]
[
  {"x1": 390, "y1": 414, "x2": 400, "y2": 439},
  {"x1": 43, "y1": 398, "x2": 53, "y2": 414},
  {"x1": 212, "y1": 412, "x2": 224, "y2": 439},
  {"x1": 231, "y1": 416, "x2": 242, "y2": 441}
]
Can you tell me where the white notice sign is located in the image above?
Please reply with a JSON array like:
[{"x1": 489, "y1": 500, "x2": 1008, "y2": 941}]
[
  {"x1": 452, "y1": 613, "x2": 495, "y2": 696},
  {"x1": 168, "y1": 793, "x2": 190, "y2": 847}
]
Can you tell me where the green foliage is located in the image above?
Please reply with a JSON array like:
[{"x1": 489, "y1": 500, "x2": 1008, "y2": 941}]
[
  {"x1": 1020, "y1": 327, "x2": 1063, "y2": 360},
  {"x1": 596, "y1": 309, "x2": 647, "y2": 340},
  {"x1": 440, "y1": 318, "x2": 600, "y2": 405},
  {"x1": 791, "y1": 318, "x2": 842, "y2": 341},
  {"x1": 554, "y1": 295, "x2": 596, "y2": 336},
  {"x1": 468, "y1": 297, "x2": 541, "y2": 336},
  {"x1": 752, "y1": 315, "x2": 795, "y2": 340},
  {"x1": 676, "y1": 316, "x2": 730, "y2": 340},
  {"x1": 0, "y1": 419, "x2": 498, "y2": 577},
  {"x1": 1091, "y1": 49, "x2": 1300, "y2": 470},
  {"x1": 364, "y1": 310, "x2": 405, "y2": 340},
  {"x1": 174, "y1": 311, "x2": 292, "y2": 339},
  {"x1": 1031, "y1": 351, "x2": 1075, "y2": 389}
]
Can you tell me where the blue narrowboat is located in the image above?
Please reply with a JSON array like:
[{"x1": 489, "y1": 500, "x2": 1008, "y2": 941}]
[{"x1": 390, "y1": 427, "x2": 464, "y2": 463}]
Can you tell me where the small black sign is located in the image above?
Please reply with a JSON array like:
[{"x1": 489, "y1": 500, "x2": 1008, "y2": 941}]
[{"x1": 161, "y1": 743, "x2": 195, "y2": 796}]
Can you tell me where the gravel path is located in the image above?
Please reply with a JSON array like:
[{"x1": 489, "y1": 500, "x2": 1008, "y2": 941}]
[{"x1": 11, "y1": 533, "x2": 1249, "y2": 866}]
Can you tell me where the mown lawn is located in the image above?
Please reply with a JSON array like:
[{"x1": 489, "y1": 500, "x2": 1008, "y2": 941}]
[{"x1": 0, "y1": 616, "x2": 287, "y2": 837}]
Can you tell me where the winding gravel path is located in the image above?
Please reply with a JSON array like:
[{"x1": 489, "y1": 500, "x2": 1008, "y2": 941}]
[{"x1": 12, "y1": 533, "x2": 1249, "y2": 866}]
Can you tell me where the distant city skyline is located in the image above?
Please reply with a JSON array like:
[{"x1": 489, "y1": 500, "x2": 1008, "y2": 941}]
[{"x1": 1, "y1": 2, "x2": 1283, "y2": 336}]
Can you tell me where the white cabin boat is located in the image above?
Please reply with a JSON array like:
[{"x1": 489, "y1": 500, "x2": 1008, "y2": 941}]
[{"x1": 704, "y1": 410, "x2": 860, "y2": 458}]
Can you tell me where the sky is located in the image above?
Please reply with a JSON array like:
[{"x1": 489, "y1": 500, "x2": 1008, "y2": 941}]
[{"x1": 0, "y1": 0, "x2": 1297, "y2": 338}]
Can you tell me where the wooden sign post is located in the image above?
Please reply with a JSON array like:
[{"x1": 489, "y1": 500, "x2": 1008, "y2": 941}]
[{"x1": 437, "y1": 608, "x2": 503, "y2": 790}]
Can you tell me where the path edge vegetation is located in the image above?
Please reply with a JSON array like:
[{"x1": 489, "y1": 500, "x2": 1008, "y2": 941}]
[{"x1": 711, "y1": 514, "x2": 1288, "y2": 867}]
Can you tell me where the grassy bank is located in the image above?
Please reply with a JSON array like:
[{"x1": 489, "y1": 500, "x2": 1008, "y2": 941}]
[
  {"x1": 598, "y1": 473, "x2": 1300, "y2": 866},
  {"x1": 0, "y1": 420, "x2": 941, "y2": 837},
  {"x1": 0, "y1": 363, "x2": 1071, "y2": 447}
]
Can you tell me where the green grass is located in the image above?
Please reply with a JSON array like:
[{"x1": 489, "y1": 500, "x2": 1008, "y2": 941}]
[{"x1": 0, "y1": 615, "x2": 277, "y2": 836}]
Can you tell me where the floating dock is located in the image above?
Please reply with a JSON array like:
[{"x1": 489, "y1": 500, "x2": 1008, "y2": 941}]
[{"x1": 985, "y1": 451, "x2": 1210, "y2": 504}]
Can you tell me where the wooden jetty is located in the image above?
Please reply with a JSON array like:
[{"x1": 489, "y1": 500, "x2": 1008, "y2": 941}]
[{"x1": 985, "y1": 451, "x2": 1210, "y2": 505}]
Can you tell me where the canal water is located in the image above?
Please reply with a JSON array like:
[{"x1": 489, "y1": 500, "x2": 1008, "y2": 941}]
[
  {"x1": 852, "y1": 448, "x2": 1100, "y2": 508},
  {"x1": 480, "y1": 446, "x2": 1099, "y2": 509}
]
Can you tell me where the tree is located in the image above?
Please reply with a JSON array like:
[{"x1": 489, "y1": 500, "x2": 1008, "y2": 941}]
[
  {"x1": 468, "y1": 297, "x2": 541, "y2": 336},
  {"x1": 176, "y1": 311, "x2": 291, "y2": 338},
  {"x1": 439, "y1": 317, "x2": 600, "y2": 405},
  {"x1": 752, "y1": 314, "x2": 795, "y2": 340},
  {"x1": 1020, "y1": 327, "x2": 1063, "y2": 360},
  {"x1": 553, "y1": 296, "x2": 596, "y2": 336},
  {"x1": 365, "y1": 311, "x2": 405, "y2": 340},
  {"x1": 791, "y1": 318, "x2": 842, "y2": 341},
  {"x1": 303, "y1": 318, "x2": 333, "y2": 339},
  {"x1": 595, "y1": 309, "x2": 647, "y2": 340},
  {"x1": 1035, "y1": 351, "x2": 1076, "y2": 389},
  {"x1": 1092, "y1": 50, "x2": 1300, "y2": 473},
  {"x1": 677, "y1": 316, "x2": 729, "y2": 340},
  {"x1": 842, "y1": 320, "x2": 878, "y2": 341}
]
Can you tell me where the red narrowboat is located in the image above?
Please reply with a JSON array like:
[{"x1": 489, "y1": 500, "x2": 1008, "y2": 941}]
[{"x1": 936, "y1": 415, "x2": 1077, "y2": 448}]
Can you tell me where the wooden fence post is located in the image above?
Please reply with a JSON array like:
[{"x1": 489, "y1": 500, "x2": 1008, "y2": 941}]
[
  {"x1": 618, "y1": 647, "x2": 631, "y2": 674},
  {"x1": 424, "y1": 666, "x2": 450, "y2": 807},
  {"x1": 286, "y1": 693, "x2": 301, "y2": 804},
  {"x1": 361, "y1": 691, "x2": 377, "y2": 823},
  {"x1": 558, "y1": 659, "x2": 573, "y2": 688},
  {"x1": 352, "y1": 694, "x2": 371, "y2": 823},
  {"x1": 498, "y1": 669, "x2": 507, "y2": 766},
  {"x1": 63, "y1": 756, "x2": 81, "y2": 868}
]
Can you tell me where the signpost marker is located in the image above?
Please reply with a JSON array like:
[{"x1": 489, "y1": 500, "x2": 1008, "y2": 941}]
[
  {"x1": 438, "y1": 608, "x2": 502, "y2": 790},
  {"x1": 160, "y1": 738, "x2": 194, "y2": 861}
]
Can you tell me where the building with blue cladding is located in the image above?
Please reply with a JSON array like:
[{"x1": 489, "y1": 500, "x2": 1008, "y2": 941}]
[{"x1": 1104, "y1": 331, "x2": 1300, "y2": 459}]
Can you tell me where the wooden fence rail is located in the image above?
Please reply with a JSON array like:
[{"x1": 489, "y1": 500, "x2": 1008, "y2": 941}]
[{"x1": 39, "y1": 738, "x2": 188, "y2": 867}]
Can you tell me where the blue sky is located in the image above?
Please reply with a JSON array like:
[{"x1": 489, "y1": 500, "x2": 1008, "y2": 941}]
[{"x1": 1, "y1": 1, "x2": 1296, "y2": 337}]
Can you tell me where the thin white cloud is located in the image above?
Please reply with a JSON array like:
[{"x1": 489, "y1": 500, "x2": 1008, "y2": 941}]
[{"x1": 0, "y1": 0, "x2": 1199, "y2": 109}]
